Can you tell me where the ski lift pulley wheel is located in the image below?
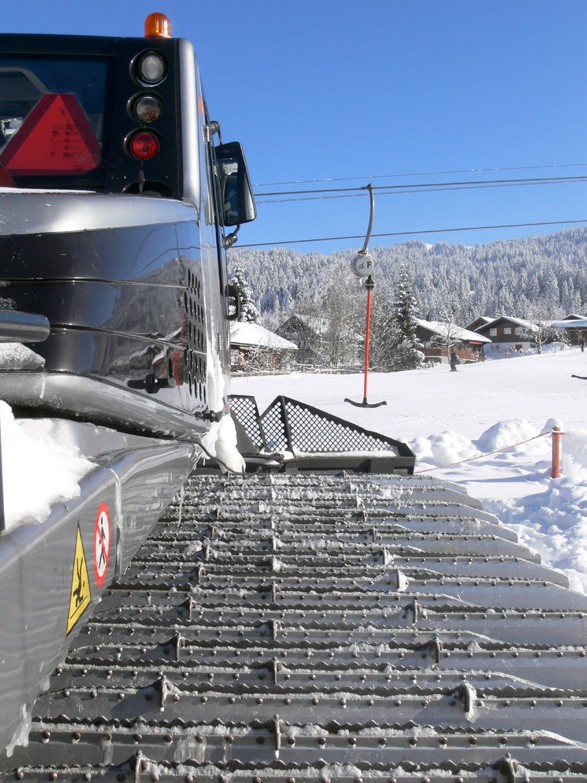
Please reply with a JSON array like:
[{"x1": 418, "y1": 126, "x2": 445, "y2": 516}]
[{"x1": 351, "y1": 251, "x2": 374, "y2": 278}]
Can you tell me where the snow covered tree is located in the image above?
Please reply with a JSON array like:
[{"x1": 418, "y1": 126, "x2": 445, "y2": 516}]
[
  {"x1": 321, "y1": 268, "x2": 363, "y2": 369},
  {"x1": 394, "y1": 267, "x2": 420, "y2": 339},
  {"x1": 371, "y1": 315, "x2": 407, "y2": 371},
  {"x1": 433, "y1": 305, "x2": 464, "y2": 351},
  {"x1": 524, "y1": 305, "x2": 563, "y2": 353},
  {"x1": 229, "y1": 264, "x2": 260, "y2": 323},
  {"x1": 371, "y1": 267, "x2": 423, "y2": 371},
  {"x1": 389, "y1": 266, "x2": 423, "y2": 370},
  {"x1": 229, "y1": 227, "x2": 587, "y2": 332},
  {"x1": 369, "y1": 279, "x2": 395, "y2": 370}
]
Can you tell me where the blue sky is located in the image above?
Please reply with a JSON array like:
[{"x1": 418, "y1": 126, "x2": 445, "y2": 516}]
[{"x1": 4, "y1": 1, "x2": 587, "y2": 253}]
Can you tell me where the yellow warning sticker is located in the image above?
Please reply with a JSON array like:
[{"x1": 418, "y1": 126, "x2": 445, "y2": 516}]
[{"x1": 67, "y1": 525, "x2": 91, "y2": 634}]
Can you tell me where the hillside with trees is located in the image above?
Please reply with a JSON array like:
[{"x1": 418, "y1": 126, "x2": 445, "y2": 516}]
[{"x1": 228, "y1": 227, "x2": 586, "y2": 368}]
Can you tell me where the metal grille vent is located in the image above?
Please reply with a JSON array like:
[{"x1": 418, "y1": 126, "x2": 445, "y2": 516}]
[{"x1": 183, "y1": 268, "x2": 206, "y2": 403}]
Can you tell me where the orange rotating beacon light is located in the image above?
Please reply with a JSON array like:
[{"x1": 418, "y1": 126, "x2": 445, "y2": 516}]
[{"x1": 144, "y1": 12, "x2": 172, "y2": 39}]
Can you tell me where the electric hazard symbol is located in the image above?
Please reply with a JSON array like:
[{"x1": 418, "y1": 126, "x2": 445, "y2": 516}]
[{"x1": 66, "y1": 525, "x2": 91, "y2": 635}]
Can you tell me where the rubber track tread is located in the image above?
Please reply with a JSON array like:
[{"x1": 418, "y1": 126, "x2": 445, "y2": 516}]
[{"x1": 1, "y1": 473, "x2": 587, "y2": 781}]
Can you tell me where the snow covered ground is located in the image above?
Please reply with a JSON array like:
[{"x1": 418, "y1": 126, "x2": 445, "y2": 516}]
[
  {"x1": 232, "y1": 347, "x2": 587, "y2": 593},
  {"x1": 2, "y1": 345, "x2": 586, "y2": 593}
]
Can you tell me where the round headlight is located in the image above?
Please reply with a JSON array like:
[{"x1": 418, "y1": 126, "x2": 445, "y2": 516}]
[
  {"x1": 128, "y1": 131, "x2": 160, "y2": 161},
  {"x1": 135, "y1": 51, "x2": 167, "y2": 85},
  {"x1": 132, "y1": 95, "x2": 162, "y2": 123}
]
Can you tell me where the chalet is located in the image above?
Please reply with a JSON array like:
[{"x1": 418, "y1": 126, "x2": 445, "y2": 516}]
[
  {"x1": 465, "y1": 316, "x2": 494, "y2": 332},
  {"x1": 415, "y1": 319, "x2": 491, "y2": 364},
  {"x1": 275, "y1": 315, "x2": 328, "y2": 365},
  {"x1": 474, "y1": 316, "x2": 538, "y2": 356},
  {"x1": 549, "y1": 314, "x2": 587, "y2": 346},
  {"x1": 230, "y1": 321, "x2": 297, "y2": 372}
]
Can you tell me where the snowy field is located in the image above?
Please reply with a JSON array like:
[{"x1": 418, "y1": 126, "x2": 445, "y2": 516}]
[
  {"x1": 233, "y1": 347, "x2": 587, "y2": 593},
  {"x1": 2, "y1": 346, "x2": 586, "y2": 593}
]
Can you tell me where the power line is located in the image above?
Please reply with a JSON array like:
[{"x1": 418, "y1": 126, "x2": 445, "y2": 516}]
[
  {"x1": 254, "y1": 162, "x2": 587, "y2": 188},
  {"x1": 238, "y1": 218, "x2": 587, "y2": 249},
  {"x1": 257, "y1": 177, "x2": 587, "y2": 205},
  {"x1": 256, "y1": 174, "x2": 587, "y2": 200}
]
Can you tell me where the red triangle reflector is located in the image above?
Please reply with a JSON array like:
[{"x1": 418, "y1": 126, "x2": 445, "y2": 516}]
[{"x1": 0, "y1": 94, "x2": 101, "y2": 176}]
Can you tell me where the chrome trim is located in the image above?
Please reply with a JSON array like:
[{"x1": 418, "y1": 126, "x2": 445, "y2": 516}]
[
  {"x1": 0, "y1": 191, "x2": 196, "y2": 236},
  {"x1": 0, "y1": 311, "x2": 50, "y2": 343},
  {"x1": 178, "y1": 39, "x2": 201, "y2": 209},
  {"x1": 0, "y1": 372, "x2": 209, "y2": 441}
]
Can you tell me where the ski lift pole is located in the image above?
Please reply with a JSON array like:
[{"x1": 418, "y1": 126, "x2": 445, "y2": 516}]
[
  {"x1": 362, "y1": 274, "x2": 375, "y2": 404},
  {"x1": 345, "y1": 185, "x2": 386, "y2": 409}
]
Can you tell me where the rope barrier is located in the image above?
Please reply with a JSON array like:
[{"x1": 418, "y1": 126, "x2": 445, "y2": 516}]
[{"x1": 414, "y1": 431, "x2": 550, "y2": 474}]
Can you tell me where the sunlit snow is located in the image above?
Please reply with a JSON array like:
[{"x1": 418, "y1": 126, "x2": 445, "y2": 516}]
[
  {"x1": 2, "y1": 345, "x2": 586, "y2": 592},
  {"x1": 233, "y1": 346, "x2": 587, "y2": 592},
  {"x1": 0, "y1": 401, "x2": 95, "y2": 527}
]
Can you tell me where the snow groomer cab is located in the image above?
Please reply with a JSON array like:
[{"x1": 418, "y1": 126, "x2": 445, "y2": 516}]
[{"x1": 0, "y1": 13, "x2": 256, "y2": 450}]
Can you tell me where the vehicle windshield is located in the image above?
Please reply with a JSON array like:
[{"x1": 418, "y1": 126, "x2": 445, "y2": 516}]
[{"x1": 0, "y1": 57, "x2": 110, "y2": 189}]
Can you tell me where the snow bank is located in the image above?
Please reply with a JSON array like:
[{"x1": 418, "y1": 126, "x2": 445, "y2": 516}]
[
  {"x1": 1, "y1": 402, "x2": 95, "y2": 529},
  {"x1": 408, "y1": 419, "x2": 587, "y2": 593},
  {"x1": 233, "y1": 349, "x2": 587, "y2": 592},
  {"x1": 486, "y1": 472, "x2": 587, "y2": 593},
  {"x1": 476, "y1": 418, "x2": 539, "y2": 452},
  {"x1": 410, "y1": 431, "x2": 479, "y2": 466}
]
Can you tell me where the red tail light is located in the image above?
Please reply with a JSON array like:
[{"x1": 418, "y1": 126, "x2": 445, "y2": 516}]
[{"x1": 128, "y1": 131, "x2": 160, "y2": 160}]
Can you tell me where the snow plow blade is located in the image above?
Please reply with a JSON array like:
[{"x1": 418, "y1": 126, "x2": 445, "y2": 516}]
[{"x1": 230, "y1": 394, "x2": 415, "y2": 474}]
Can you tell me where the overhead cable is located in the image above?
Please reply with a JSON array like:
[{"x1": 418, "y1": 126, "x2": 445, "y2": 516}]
[
  {"x1": 257, "y1": 177, "x2": 587, "y2": 205},
  {"x1": 254, "y1": 161, "x2": 587, "y2": 188},
  {"x1": 256, "y1": 174, "x2": 587, "y2": 200},
  {"x1": 238, "y1": 218, "x2": 587, "y2": 248}
]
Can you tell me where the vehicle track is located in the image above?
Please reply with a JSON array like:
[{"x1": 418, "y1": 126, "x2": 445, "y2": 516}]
[{"x1": 2, "y1": 472, "x2": 586, "y2": 781}]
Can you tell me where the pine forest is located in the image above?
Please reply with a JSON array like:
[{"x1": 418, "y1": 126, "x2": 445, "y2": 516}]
[{"x1": 228, "y1": 227, "x2": 586, "y2": 369}]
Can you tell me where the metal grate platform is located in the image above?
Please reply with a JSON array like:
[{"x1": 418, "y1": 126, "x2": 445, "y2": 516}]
[
  {"x1": 230, "y1": 395, "x2": 415, "y2": 474},
  {"x1": 229, "y1": 394, "x2": 267, "y2": 450}
]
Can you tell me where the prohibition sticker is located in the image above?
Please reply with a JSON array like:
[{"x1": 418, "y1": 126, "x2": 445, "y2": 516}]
[
  {"x1": 67, "y1": 525, "x2": 91, "y2": 634},
  {"x1": 93, "y1": 503, "x2": 111, "y2": 588}
]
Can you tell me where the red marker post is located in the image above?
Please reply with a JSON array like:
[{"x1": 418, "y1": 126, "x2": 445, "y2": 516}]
[{"x1": 551, "y1": 426, "x2": 563, "y2": 479}]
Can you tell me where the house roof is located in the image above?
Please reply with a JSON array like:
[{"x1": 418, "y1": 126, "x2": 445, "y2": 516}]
[
  {"x1": 278, "y1": 314, "x2": 329, "y2": 335},
  {"x1": 230, "y1": 321, "x2": 298, "y2": 350},
  {"x1": 416, "y1": 319, "x2": 492, "y2": 344},
  {"x1": 476, "y1": 316, "x2": 538, "y2": 333},
  {"x1": 465, "y1": 316, "x2": 494, "y2": 331},
  {"x1": 550, "y1": 318, "x2": 587, "y2": 330}
]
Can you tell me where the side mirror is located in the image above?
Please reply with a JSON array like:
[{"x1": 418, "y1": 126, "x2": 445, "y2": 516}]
[
  {"x1": 225, "y1": 283, "x2": 241, "y2": 321},
  {"x1": 215, "y1": 141, "x2": 256, "y2": 226}
]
